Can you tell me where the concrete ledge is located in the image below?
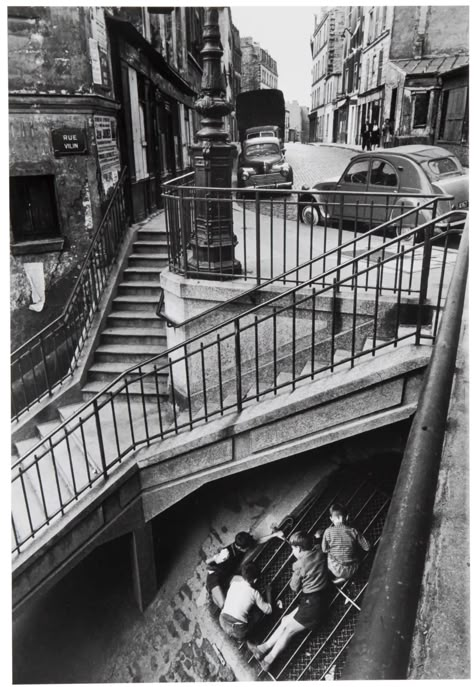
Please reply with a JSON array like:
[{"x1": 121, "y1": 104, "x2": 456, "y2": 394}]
[
  {"x1": 137, "y1": 345, "x2": 430, "y2": 521},
  {"x1": 137, "y1": 345, "x2": 430, "y2": 465}
]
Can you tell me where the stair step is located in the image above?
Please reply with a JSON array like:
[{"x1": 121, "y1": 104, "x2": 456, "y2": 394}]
[
  {"x1": 94, "y1": 344, "x2": 166, "y2": 364},
  {"x1": 397, "y1": 325, "x2": 432, "y2": 345},
  {"x1": 137, "y1": 228, "x2": 168, "y2": 243},
  {"x1": 82, "y1": 378, "x2": 168, "y2": 398},
  {"x1": 35, "y1": 419, "x2": 100, "y2": 494},
  {"x1": 293, "y1": 360, "x2": 331, "y2": 388},
  {"x1": 118, "y1": 281, "x2": 162, "y2": 296},
  {"x1": 128, "y1": 254, "x2": 168, "y2": 269},
  {"x1": 13, "y1": 439, "x2": 74, "y2": 519},
  {"x1": 12, "y1": 469, "x2": 47, "y2": 544},
  {"x1": 100, "y1": 327, "x2": 167, "y2": 347},
  {"x1": 194, "y1": 402, "x2": 221, "y2": 421},
  {"x1": 112, "y1": 295, "x2": 158, "y2": 311},
  {"x1": 106, "y1": 311, "x2": 163, "y2": 328},
  {"x1": 14, "y1": 437, "x2": 46, "y2": 463},
  {"x1": 133, "y1": 240, "x2": 169, "y2": 254},
  {"x1": 362, "y1": 338, "x2": 389, "y2": 352},
  {"x1": 123, "y1": 267, "x2": 162, "y2": 282}
]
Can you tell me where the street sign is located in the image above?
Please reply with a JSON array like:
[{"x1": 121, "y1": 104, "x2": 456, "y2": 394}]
[{"x1": 52, "y1": 128, "x2": 88, "y2": 156}]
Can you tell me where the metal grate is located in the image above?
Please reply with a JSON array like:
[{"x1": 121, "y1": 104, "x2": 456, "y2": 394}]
[{"x1": 245, "y1": 465, "x2": 393, "y2": 681}]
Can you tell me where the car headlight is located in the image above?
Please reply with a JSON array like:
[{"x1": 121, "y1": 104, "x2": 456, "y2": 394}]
[
  {"x1": 279, "y1": 163, "x2": 291, "y2": 177},
  {"x1": 239, "y1": 167, "x2": 255, "y2": 180}
]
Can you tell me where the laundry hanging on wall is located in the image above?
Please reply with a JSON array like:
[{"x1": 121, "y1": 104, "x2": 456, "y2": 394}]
[{"x1": 24, "y1": 262, "x2": 46, "y2": 312}]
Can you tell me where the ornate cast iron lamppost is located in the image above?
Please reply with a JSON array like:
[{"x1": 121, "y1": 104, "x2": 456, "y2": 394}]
[{"x1": 188, "y1": 7, "x2": 241, "y2": 277}]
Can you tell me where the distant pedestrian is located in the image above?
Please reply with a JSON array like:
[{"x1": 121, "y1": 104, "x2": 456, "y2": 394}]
[
  {"x1": 361, "y1": 120, "x2": 372, "y2": 151},
  {"x1": 382, "y1": 118, "x2": 394, "y2": 148},
  {"x1": 219, "y1": 562, "x2": 272, "y2": 640},
  {"x1": 371, "y1": 122, "x2": 380, "y2": 149},
  {"x1": 206, "y1": 528, "x2": 284, "y2": 609},
  {"x1": 321, "y1": 503, "x2": 370, "y2": 584}
]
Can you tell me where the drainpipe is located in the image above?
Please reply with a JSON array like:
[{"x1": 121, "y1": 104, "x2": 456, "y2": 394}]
[{"x1": 342, "y1": 222, "x2": 469, "y2": 679}]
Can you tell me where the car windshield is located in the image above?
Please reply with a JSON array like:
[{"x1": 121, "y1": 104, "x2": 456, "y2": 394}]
[
  {"x1": 426, "y1": 157, "x2": 462, "y2": 178},
  {"x1": 245, "y1": 142, "x2": 280, "y2": 157}
]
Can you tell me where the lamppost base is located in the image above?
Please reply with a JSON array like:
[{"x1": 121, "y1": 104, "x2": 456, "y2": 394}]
[{"x1": 186, "y1": 255, "x2": 242, "y2": 279}]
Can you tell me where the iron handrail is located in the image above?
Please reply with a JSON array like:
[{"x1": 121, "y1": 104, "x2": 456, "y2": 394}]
[
  {"x1": 11, "y1": 167, "x2": 130, "y2": 421},
  {"x1": 12, "y1": 167, "x2": 129, "y2": 355},
  {"x1": 11, "y1": 212, "x2": 461, "y2": 554},
  {"x1": 157, "y1": 197, "x2": 444, "y2": 329},
  {"x1": 163, "y1": 177, "x2": 453, "y2": 200},
  {"x1": 12, "y1": 210, "x2": 457, "y2": 472},
  {"x1": 342, "y1": 218, "x2": 469, "y2": 679}
]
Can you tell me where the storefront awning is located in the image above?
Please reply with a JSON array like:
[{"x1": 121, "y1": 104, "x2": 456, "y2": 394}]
[
  {"x1": 391, "y1": 54, "x2": 469, "y2": 78},
  {"x1": 106, "y1": 15, "x2": 197, "y2": 97}
]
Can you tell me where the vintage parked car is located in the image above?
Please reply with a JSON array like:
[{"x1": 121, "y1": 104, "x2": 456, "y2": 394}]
[
  {"x1": 298, "y1": 145, "x2": 468, "y2": 236},
  {"x1": 237, "y1": 136, "x2": 293, "y2": 190}
]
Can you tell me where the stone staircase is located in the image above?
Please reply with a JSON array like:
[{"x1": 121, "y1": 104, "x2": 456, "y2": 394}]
[
  {"x1": 238, "y1": 464, "x2": 394, "y2": 681},
  {"x1": 81, "y1": 221, "x2": 169, "y2": 400},
  {"x1": 11, "y1": 319, "x2": 427, "y2": 554}
]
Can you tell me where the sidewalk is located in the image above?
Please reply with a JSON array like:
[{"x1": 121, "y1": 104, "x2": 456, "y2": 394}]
[{"x1": 309, "y1": 141, "x2": 361, "y2": 154}]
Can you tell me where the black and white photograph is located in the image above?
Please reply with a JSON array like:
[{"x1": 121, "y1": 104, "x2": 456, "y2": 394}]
[{"x1": 9, "y1": 2, "x2": 469, "y2": 683}]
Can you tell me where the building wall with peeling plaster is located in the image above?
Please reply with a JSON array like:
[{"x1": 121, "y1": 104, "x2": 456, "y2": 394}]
[{"x1": 9, "y1": 6, "x2": 118, "y2": 349}]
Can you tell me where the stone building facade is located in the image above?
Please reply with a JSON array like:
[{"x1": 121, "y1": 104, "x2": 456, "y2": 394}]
[
  {"x1": 309, "y1": 7, "x2": 345, "y2": 143},
  {"x1": 218, "y1": 9, "x2": 241, "y2": 141},
  {"x1": 240, "y1": 37, "x2": 278, "y2": 92},
  {"x1": 308, "y1": 5, "x2": 469, "y2": 163},
  {"x1": 9, "y1": 6, "x2": 205, "y2": 349}
]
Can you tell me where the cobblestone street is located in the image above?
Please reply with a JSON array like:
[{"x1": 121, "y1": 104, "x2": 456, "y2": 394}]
[
  {"x1": 240, "y1": 142, "x2": 356, "y2": 222},
  {"x1": 286, "y1": 141, "x2": 358, "y2": 189},
  {"x1": 13, "y1": 453, "x2": 335, "y2": 683}
]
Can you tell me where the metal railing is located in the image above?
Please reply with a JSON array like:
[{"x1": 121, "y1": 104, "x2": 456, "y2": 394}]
[
  {"x1": 342, "y1": 219, "x2": 469, "y2": 680},
  {"x1": 163, "y1": 171, "x2": 459, "y2": 284},
  {"x1": 11, "y1": 169, "x2": 130, "y2": 422},
  {"x1": 157, "y1": 198, "x2": 448, "y2": 330},
  {"x1": 11, "y1": 210, "x2": 461, "y2": 556}
]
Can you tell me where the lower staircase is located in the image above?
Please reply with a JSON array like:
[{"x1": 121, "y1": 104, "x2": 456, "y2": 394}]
[{"x1": 241, "y1": 464, "x2": 394, "y2": 681}]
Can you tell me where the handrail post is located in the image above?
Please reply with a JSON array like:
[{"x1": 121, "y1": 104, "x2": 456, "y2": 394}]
[
  {"x1": 93, "y1": 399, "x2": 108, "y2": 479},
  {"x1": 416, "y1": 223, "x2": 434, "y2": 343},
  {"x1": 234, "y1": 319, "x2": 242, "y2": 411},
  {"x1": 255, "y1": 190, "x2": 261, "y2": 286}
]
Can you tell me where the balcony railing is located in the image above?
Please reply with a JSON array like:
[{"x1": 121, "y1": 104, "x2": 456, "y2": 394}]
[
  {"x1": 11, "y1": 209, "x2": 462, "y2": 556},
  {"x1": 11, "y1": 168, "x2": 130, "y2": 422}
]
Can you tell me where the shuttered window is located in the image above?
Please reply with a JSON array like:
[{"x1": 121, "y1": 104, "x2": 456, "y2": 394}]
[
  {"x1": 10, "y1": 175, "x2": 60, "y2": 242},
  {"x1": 439, "y1": 86, "x2": 468, "y2": 142},
  {"x1": 377, "y1": 50, "x2": 383, "y2": 86}
]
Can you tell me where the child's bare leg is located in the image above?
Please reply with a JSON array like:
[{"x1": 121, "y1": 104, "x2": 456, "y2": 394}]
[
  {"x1": 262, "y1": 615, "x2": 305, "y2": 668},
  {"x1": 211, "y1": 586, "x2": 226, "y2": 609}
]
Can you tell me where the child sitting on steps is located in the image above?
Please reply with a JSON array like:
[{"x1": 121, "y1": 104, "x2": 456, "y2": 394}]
[{"x1": 321, "y1": 503, "x2": 370, "y2": 584}]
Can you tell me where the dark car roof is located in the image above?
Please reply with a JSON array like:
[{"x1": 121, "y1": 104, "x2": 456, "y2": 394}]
[{"x1": 360, "y1": 145, "x2": 459, "y2": 163}]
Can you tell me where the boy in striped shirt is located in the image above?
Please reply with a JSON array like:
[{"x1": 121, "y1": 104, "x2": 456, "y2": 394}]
[{"x1": 321, "y1": 503, "x2": 370, "y2": 584}]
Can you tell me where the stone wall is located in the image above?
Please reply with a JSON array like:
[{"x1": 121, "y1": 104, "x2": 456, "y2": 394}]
[
  {"x1": 8, "y1": 6, "x2": 116, "y2": 350},
  {"x1": 8, "y1": 6, "x2": 92, "y2": 93},
  {"x1": 9, "y1": 111, "x2": 104, "y2": 350}
]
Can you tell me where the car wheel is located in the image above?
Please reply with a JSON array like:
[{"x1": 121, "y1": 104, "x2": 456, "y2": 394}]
[
  {"x1": 390, "y1": 210, "x2": 424, "y2": 244},
  {"x1": 299, "y1": 196, "x2": 323, "y2": 225},
  {"x1": 395, "y1": 222, "x2": 425, "y2": 243}
]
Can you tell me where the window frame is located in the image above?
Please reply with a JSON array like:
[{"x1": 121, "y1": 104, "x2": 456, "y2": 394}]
[{"x1": 10, "y1": 174, "x2": 63, "y2": 254}]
